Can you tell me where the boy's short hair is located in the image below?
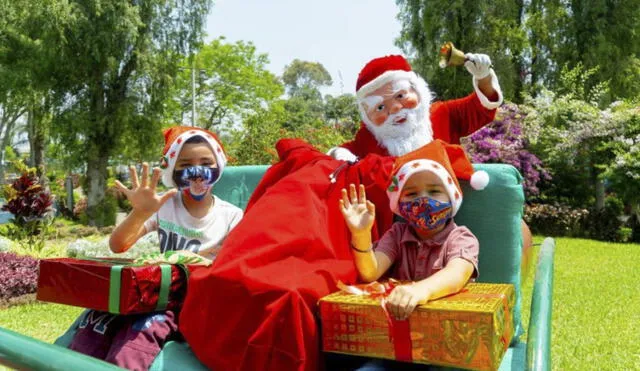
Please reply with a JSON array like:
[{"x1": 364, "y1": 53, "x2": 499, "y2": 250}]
[{"x1": 184, "y1": 135, "x2": 209, "y2": 145}]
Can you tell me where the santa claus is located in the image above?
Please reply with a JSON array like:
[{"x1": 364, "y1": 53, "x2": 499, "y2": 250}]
[
  {"x1": 328, "y1": 53, "x2": 502, "y2": 160},
  {"x1": 329, "y1": 52, "x2": 533, "y2": 251}
]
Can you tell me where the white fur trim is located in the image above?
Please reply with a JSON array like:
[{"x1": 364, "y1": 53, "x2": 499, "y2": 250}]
[
  {"x1": 472, "y1": 69, "x2": 503, "y2": 110},
  {"x1": 161, "y1": 130, "x2": 227, "y2": 188},
  {"x1": 470, "y1": 170, "x2": 490, "y2": 190},
  {"x1": 387, "y1": 159, "x2": 463, "y2": 217},
  {"x1": 356, "y1": 70, "x2": 418, "y2": 100}
]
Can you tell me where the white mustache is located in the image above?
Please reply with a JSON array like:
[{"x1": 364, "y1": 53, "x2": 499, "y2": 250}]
[{"x1": 386, "y1": 110, "x2": 411, "y2": 126}]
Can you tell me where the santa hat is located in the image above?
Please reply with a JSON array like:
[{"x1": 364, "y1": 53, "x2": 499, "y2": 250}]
[
  {"x1": 160, "y1": 126, "x2": 227, "y2": 188},
  {"x1": 386, "y1": 139, "x2": 489, "y2": 216},
  {"x1": 356, "y1": 55, "x2": 420, "y2": 100}
]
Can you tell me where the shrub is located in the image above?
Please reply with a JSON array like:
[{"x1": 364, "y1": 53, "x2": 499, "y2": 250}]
[
  {"x1": 463, "y1": 103, "x2": 550, "y2": 197},
  {"x1": 1, "y1": 160, "x2": 54, "y2": 252},
  {"x1": 617, "y1": 227, "x2": 633, "y2": 243},
  {"x1": 583, "y1": 198, "x2": 625, "y2": 242},
  {"x1": 74, "y1": 197, "x2": 88, "y2": 219},
  {"x1": 524, "y1": 203, "x2": 589, "y2": 237},
  {"x1": 0, "y1": 252, "x2": 39, "y2": 300}
]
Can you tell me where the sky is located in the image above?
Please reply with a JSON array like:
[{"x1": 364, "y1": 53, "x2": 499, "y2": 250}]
[{"x1": 204, "y1": 0, "x2": 404, "y2": 96}]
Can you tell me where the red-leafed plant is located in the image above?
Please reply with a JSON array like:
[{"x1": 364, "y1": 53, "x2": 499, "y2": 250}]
[
  {"x1": 2, "y1": 160, "x2": 54, "y2": 252},
  {"x1": 0, "y1": 252, "x2": 38, "y2": 301}
]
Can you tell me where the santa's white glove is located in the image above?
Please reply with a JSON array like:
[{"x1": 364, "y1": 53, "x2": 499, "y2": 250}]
[
  {"x1": 328, "y1": 147, "x2": 358, "y2": 162},
  {"x1": 464, "y1": 53, "x2": 492, "y2": 80}
]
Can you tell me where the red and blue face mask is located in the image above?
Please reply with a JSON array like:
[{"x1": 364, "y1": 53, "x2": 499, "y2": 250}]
[
  {"x1": 172, "y1": 166, "x2": 220, "y2": 201},
  {"x1": 398, "y1": 196, "x2": 453, "y2": 233}
]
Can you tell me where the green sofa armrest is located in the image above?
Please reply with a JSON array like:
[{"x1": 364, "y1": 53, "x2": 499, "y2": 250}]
[
  {"x1": 0, "y1": 326, "x2": 123, "y2": 370},
  {"x1": 526, "y1": 237, "x2": 555, "y2": 371}
]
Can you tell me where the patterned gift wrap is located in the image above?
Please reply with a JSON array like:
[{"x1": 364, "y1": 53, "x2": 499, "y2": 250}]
[
  {"x1": 37, "y1": 254, "x2": 208, "y2": 315},
  {"x1": 319, "y1": 282, "x2": 514, "y2": 371}
]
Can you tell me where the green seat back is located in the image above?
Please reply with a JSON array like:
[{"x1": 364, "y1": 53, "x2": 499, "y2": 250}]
[
  {"x1": 456, "y1": 163, "x2": 525, "y2": 339},
  {"x1": 213, "y1": 165, "x2": 270, "y2": 210}
]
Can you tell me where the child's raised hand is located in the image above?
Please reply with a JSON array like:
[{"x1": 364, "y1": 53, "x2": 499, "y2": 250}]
[
  {"x1": 114, "y1": 163, "x2": 178, "y2": 217},
  {"x1": 339, "y1": 184, "x2": 375, "y2": 235}
]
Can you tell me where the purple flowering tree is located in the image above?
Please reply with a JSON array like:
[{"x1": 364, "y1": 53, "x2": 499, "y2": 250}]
[{"x1": 462, "y1": 103, "x2": 550, "y2": 196}]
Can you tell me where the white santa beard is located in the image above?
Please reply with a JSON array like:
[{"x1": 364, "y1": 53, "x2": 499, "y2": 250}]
[{"x1": 359, "y1": 77, "x2": 434, "y2": 156}]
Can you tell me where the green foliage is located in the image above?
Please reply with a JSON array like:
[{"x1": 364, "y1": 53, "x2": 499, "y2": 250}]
[
  {"x1": 227, "y1": 98, "x2": 352, "y2": 166},
  {"x1": 1, "y1": 160, "x2": 54, "y2": 253},
  {"x1": 167, "y1": 37, "x2": 284, "y2": 131},
  {"x1": 1, "y1": 0, "x2": 212, "y2": 226},
  {"x1": 602, "y1": 102, "x2": 640, "y2": 209},
  {"x1": 582, "y1": 197, "x2": 625, "y2": 242},
  {"x1": 396, "y1": 0, "x2": 640, "y2": 103},
  {"x1": 90, "y1": 192, "x2": 118, "y2": 227},
  {"x1": 523, "y1": 64, "x2": 620, "y2": 208},
  {"x1": 396, "y1": 0, "x2": 528, "y2": 101},
  {"x1": 282, "y1": 59, "x2": 332, "y2": 98},
  {"x1": 524, "y1": 203, "x2": 588, "y2": 237},
  {"x1": 324, "y1": 94, "x2": 360, "y2": 136}
]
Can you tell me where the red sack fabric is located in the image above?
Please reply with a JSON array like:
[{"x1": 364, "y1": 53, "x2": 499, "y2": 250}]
[
  {"x1": 179, "y1": 139, "x2": 395, "y2": 371},
  {"x1": 37, "y1": 258, "x2": 196, "y2": 314}
]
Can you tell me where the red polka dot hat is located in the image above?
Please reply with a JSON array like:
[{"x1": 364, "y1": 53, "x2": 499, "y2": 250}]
[
  {"x1": 160, "y1": 126, "x2": 227, "y2": 188},
  {"x1": 386, "y1": 139, "x2": 489, "y2": 216}
]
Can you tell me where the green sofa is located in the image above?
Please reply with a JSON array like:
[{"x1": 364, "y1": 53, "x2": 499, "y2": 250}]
[{"x1": 0, "y1": 164, "x2": 554, "y2": 371}]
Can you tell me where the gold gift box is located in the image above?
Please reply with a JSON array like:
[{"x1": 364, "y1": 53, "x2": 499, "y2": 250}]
[{"x1": 319, "y1": 283, "x2": 515, "y2": 371}]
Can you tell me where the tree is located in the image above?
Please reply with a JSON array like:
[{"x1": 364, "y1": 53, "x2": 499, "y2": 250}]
[
  {"x1": 282, "y1": 59, "x2": 332, "y2": 99},
  {"x1": 395, "y1": 0, "x2": 527, "y2": 101},
  {"x1": 324, "y1": 93, "x2": 360, "y2": 136},
  {"x1": 524, "y1": 65, "x2": 616, "y2": 210},
  {"x1": 279, "y1": 60, "x2": 333, "y2": 131},
  {"x1": 396, "y1": 0, "x2": 640, "y2": 103},
  {"x1": 603, "y1": 101, "x2": 640, "y2": 222},
  {"x1": 1, "y1": 0, "x2": 212, "y2": 226},
  {"x1": 168, "y1": 38, "x2": 283, "y2": 131},
  {"x1": 0, "y1": 90, "x2": 27, "y2": 183}
]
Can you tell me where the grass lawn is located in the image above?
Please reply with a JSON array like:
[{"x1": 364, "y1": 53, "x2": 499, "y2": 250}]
[{"x1": 0, "y1": 236, "x2": 639, "y2": 370}]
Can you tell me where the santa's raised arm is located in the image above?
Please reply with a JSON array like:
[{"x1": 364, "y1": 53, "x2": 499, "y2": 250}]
[{"x1": 329, "y1": 54, "x2": 503, "y2": 161}]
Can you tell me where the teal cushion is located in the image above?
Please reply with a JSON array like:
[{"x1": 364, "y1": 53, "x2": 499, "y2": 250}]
[
  {"x1": 456, "y1": 163, "x2": 525, "y2": 340},
  {"x1": 213, "y1": 165, "x2": 270, "y2": 210},
  {"x1": 149, "y1": 341, "x2": 208, "y2": 371}
]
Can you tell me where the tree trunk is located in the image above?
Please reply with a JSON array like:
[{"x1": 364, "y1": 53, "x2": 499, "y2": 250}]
[
  {"x1": 85, "y1": 153, "x2": 110, "y2": 227},
  {"x1": 26, "y1": 101, "x2": 50, "y2": 190},
  {"x1": 512, "y1": 0, "x2": 525, "y2": 103},
  {"x1": 595, "y1": 178, "x2": 605, "y2": 211}
]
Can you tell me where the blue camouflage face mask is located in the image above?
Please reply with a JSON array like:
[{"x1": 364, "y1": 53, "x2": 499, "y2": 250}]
[
  {"x1": 172, "y1": 166, "x2": 220, "y2": 201},
  {"x1": 398, "y1": 196, "x2": 452, "y2": 233}
]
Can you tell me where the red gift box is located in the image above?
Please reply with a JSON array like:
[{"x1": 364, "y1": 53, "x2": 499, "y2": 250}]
[{"x1": 37, "y1": 258, "x2": 202, "y2": 314}]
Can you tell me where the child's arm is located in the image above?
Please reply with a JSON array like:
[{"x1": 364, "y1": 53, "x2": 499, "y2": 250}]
[
  {"x1": 110, "y1": 164, "x2": 177, "y2": 253},
  {"x1": 386, "y1": 258, "x2": 474, "y2": 319},
  {"x1": 339, "y1": 184, "x2": 393, "y2": 282}
]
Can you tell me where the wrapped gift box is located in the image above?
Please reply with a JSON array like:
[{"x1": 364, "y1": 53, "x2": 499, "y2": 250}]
[
  {"x1": 319, "y1": 282, "x2": 514, "y2": 371},
  {"x1": 37, "y1": 258, "x2": 202, "y2": 314}
]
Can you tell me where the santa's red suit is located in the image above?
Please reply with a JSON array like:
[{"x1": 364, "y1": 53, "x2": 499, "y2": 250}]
[{"x1": 337, "y1": 54, "x2": 503, "y2": 159}]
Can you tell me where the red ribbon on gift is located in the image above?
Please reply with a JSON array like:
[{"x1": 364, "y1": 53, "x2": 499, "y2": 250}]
[{"x1": 337, "y1": 280, "x2": 414, "y2": 362}]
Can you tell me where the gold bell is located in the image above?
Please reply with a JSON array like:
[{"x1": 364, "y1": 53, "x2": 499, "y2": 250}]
[{"x1": 438, "y1": 42, "x2": 467, "y2": 68}]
